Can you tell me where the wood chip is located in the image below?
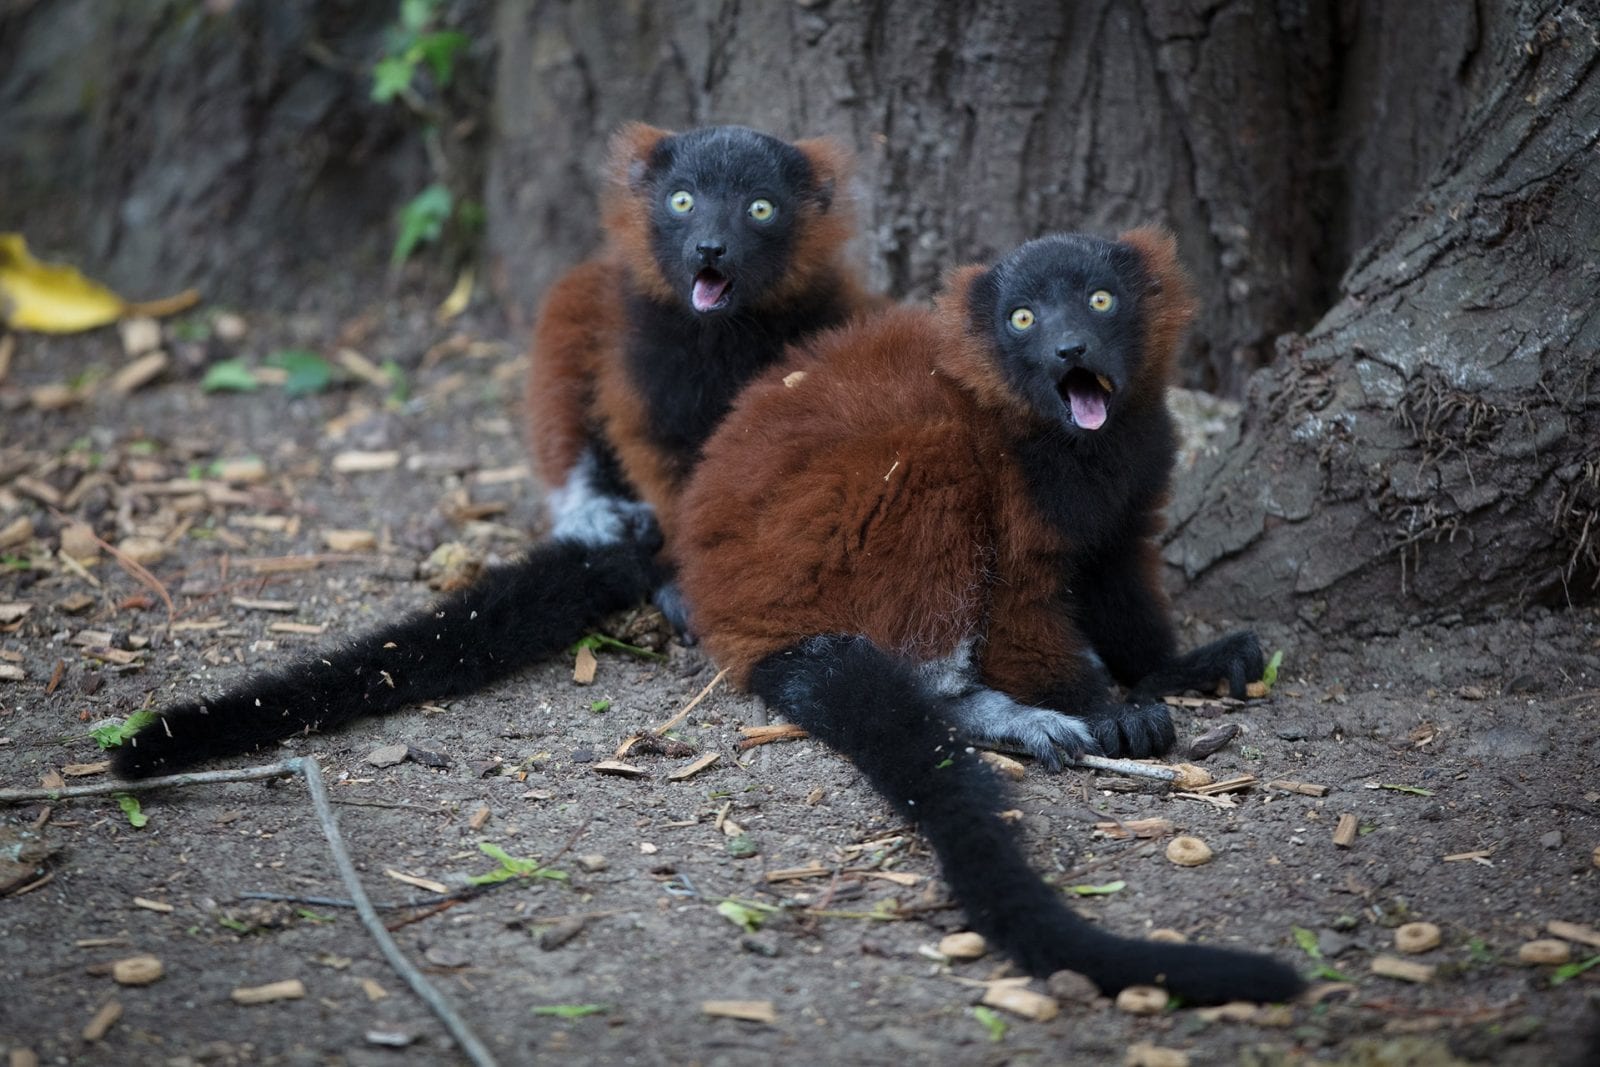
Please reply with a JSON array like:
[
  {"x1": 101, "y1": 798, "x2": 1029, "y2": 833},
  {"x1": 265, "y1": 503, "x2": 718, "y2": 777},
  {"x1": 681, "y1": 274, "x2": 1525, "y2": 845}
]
[
  {"x1": 764, "y1": 864, "x2": 830, "y2": 883},
  {"x1": 666, "y1": 752, "x2": 720, "y2": 781},
  {"x1": 1547, "y1": 920, "x2": 1600, "y2": 948},
  {"x1": 9, "y1": 1047, "x2": 39, "y2": 1067},
  {"x1": 1443, "y1": 849, "x2": 1496, "y2": 863},
  {"x1": 592, "y1": 760, "x2": 647, "y2": 778},
  {"x1": 1197, "y1": 1000, "x2": 1262, "y2": 1022},
  {"x1": 1394, "y1": 922, "x2": 1441, "y2": 953},
  {"x1": 1115, "y1": 986, "x2": 1169, "y2": 1014},
  {"x1": 1165, "y1": 835, "x2": 1213, "y2": 867},
  {"x1": 1188, "y1": 773, "x2": 1255, "y2": 795},
  {"x1": 938, "y1": 932, "x2": 988, "y2": 959},
  {"x1": 572, "y1": 644, "x2": 597, "y2": 684},
  {"x1": 1186, "y1": 722, "x2": 1241, "y2": 760},
  {"x1": 108, "y1": 351, "x2": 169, "y2": 394},
  {"x1": 30, "y1": 384, "x2": 79, "y2": 411},
  {"x1": 981, "y1": 981, "x2": 1058, "y2": 1021},
  {"x1": 1125, "y1": 1042, "x2": 1191, "y2": 1067},
  {"x1": 82, "y1": 999, "x2": 122, "y2": 1041},
  {"x1": 384, "y1": 869, "x2": 449, "y2": 894},
  {"x1": 1332, "y1": 813, "x2": 1359, "y2": 848},
  {"x1": 0, "y1": 602, "x2": 30, "y2": 624},
  {"x1": 735, "y1": 723, "x2": 809, "y2": 750},
  {"x1": 701, "y1": 999, "x2": 776, "y2": 1024},
  {"x1": 322, "y1": 529, "x2": 377, "y2": 552},
  {"x1": 132, "y1": 897, "x2": 174, "y2": 913},
  {"x1": 1370, "y1": 955, "x2": 1435, "y2": 983},
  {"x1": 978, "y1": 750, "x2": 1026, "y2": 780},
  {"x1": 231, "y1": 597, "x2": 297, "y2": 613},
  {"x1": 62, "y1": 761, "x2": 109, "y2": 777},
  {"x1": 0, "y1": 515, "x2": 33, "y2": 550},
  {"x1": 111, "y1": 955, "x2": 164, "y2": 986},
  {"x1": 12, "y1": 476, "x2": 63, "y2": 507},
  {"x1": 231, "y1": 979, "x2": 306, "y2": 1004},
  {"x1": 60, "y1": 523, "x2": 100, "y2": 564},
  {"x1": 1148, "y1": 928, "x2": 1188, "y2": 943},
  {"x1": 1267, "y1": 779, "x2": 1330, "y2": 797},
  {"x1": 1517, "y1": 939, "x2": 1573, "y2": 966},
  {"x1": 1244, "y1": 680, "x2": 1268, "y2": 699},
  {"x1": 1094, "y1": 817, "x2": 1174, "y2": 840},
  {"x1": 118, "y1": 317, "x2": 162, "y2": 356},
  {"x1": 331, "y1": 450, "x2": 401, "y2": 473},
  {"x1": 359, "y1": 977, "x2": 388, "y2": 1001},
  {"x1": 268, "y1": 621, "x2": 326, "y2": 635},
  {"x1": 0, "y1": 664, "x2": 24, "y2": 682},
  {"x1": 468, "y1": 805, "x2": 491, "y2": 831},
  {"x1": 115, "y1": 536, "x2": 166, "y2": 566},
  {"x1": 215, "y1": 457, "x2": 268, "y2": 484},
  {"x1": 335, "y1": 348, "x2": 393, "y2": 388}
]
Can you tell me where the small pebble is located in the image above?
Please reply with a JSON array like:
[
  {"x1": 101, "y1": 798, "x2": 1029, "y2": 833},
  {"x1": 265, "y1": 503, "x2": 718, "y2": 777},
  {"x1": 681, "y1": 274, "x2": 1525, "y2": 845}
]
[
  {"x1": 1539, "y1": 830, "x2": 1562, "y2": 849},
  {"x1": 1517, "y1": 939, "x2": 1572, "y2": 966},
  {"x1": 1165, "y1": 836, "x2": 1213, "y2": 867},
  {"x1": 937, "y1": 931, "x2": 988, "y2": 959},
  {"x1": 366, "y1": 744, "x2": 408, "y2": 768},
  {"x1": 1115, "y1": 986, "x2": 1169, "y2": 1015}
]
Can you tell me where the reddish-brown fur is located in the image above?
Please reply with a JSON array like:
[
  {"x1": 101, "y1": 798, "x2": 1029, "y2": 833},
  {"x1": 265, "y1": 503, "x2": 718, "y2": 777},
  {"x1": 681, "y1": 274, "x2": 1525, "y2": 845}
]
[
  {"x1": 526, "y1": 124, "x2": 873, "y2": 544},
  {"x1": 679, "y1": 229, "x2": 1194, "y2": 698}
]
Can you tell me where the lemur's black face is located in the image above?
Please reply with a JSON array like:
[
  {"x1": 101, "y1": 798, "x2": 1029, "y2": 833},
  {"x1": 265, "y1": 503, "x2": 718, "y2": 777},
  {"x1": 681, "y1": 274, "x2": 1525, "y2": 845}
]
[
  {"x1": 968, "y1": 234, "x2": 1151, "y2": 433},
  {"x1": 642, "y1": 126, "x2": 826, "y2": 317}
]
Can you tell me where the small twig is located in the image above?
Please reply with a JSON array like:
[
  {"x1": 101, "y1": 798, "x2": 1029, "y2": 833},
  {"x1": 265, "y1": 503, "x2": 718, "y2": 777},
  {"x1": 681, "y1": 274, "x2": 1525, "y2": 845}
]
[
  {"x1": 1067, "y1": 754, "x2": 1178, "y2": 782},
  {"x1": 650, "y1": 667, "x2": 728, "y2": 736},
  {"x1": 0, "y1": 760, "x2": 302, "y2": 803},
  {"x1": 51, "y1": 508, "x2": 175, "y2": 630},
  {"x1": 295, "y1": 757, "x2": 499, "y2": 1067}
]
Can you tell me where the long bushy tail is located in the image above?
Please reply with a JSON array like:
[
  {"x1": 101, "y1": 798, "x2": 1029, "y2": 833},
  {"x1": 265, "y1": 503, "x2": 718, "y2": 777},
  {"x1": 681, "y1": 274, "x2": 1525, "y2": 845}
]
[
  {"x1": 112, "y1": 539, "x2": 657, "y2": 779},
  {"x1": 749, "y1": 634, "x2": 1304, "y2": 1004}
]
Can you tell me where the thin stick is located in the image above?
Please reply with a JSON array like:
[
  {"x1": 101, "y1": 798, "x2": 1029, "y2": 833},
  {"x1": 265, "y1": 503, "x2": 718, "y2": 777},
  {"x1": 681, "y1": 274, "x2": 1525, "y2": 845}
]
[
  {"x1": 1067, "y1": 754, "x2": 1179, "y2": 782},
  {"x1": 650, "y1": 667, "x2": 728, "y2": 736},
  {"x1": 294, "y1": 757, "x2": 499, "y2": 1067},
  {"x1": 0, "y1": 760, "x2": 303, "y2": 803},
  {"x1": 52, "y1": 508, "x2": 176, "y2": 629}
]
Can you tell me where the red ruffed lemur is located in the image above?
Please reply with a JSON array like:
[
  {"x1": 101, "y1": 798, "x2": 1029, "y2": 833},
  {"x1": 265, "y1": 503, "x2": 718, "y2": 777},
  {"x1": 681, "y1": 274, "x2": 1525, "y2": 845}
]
[
  {"x1": 113, "y1": 124, "x2": 872, "y2": 778},
  {"x1": 676, "y1": 229, "x2": 1298, "y2": 1003}
]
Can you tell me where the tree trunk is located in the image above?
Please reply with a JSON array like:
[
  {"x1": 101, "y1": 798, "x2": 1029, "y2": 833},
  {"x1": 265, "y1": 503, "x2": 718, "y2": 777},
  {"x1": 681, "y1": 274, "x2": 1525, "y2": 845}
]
[
  {"x1": 1165, "y1": 1, "x2": 1599, "y2": 629},
  {"x1": 0, "y1": 0, "x2": 484, "y2": 305}
]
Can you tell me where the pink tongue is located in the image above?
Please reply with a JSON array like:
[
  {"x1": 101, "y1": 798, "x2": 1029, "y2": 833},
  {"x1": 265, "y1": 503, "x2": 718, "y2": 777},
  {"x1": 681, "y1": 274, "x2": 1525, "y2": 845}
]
[
  {"x1": 692, "y1": 275, "x2": 730, "y2": 311},
  {"x1": 1069, "y1": 387, "x2": 1107, "y2": 430}
]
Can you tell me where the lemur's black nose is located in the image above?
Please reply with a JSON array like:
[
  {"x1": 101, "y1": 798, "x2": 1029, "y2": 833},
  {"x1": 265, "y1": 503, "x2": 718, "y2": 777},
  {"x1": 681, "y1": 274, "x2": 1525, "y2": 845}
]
[
  {"x1": 696, "y1": 242, "x2": 726, "y2": 265},
  {"x1": 1055, "y1": 340, "x2": 1087, "y2": 361}
]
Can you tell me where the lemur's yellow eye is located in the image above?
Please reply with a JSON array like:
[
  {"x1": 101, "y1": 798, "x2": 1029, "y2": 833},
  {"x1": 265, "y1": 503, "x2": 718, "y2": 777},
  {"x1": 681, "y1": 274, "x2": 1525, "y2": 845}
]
[
  {"x1": 668, "y1": 191, "x2": 694, "y2": 214},
  {"x1": 1089, "y1": 290, "x2": 1115, "y2": 312},
  {"x1": 748, "y1": 198, "x2": 776, "y2": 221},
  {"x1": 1009, "y1": 308, "x2": 1035, "y2": 331}
]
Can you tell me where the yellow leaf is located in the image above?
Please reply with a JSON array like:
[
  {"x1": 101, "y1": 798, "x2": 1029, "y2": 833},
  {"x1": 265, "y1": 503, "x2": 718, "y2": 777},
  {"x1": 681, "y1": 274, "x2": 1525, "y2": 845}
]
[
  {"x1": 0, "y1": 233, "x2": 126, "y2": 333},
  {"x1": 435, "y1": 266, "x2": 474, "y2": 323}
]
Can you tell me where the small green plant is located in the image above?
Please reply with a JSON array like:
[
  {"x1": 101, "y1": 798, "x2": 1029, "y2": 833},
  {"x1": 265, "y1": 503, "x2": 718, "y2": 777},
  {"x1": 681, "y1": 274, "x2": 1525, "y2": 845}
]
[
  {"x1": 1378, "y1": 784, "x2": 1434, "y2": 797},
  {"x1": 371, "y1": 0, "x2": 468, "y2": 105},
  {"x1": 715, "y1": 898, "x2": 777, "y2": 933},
  {"x1": 531, "y1": 1004, "x2": 608, "y2": 1019},
  {"x1": 725, "y1": 834, "x2": 758, "y2": 858},
  {"x1": 91, "y1": 710, "x2": 157, "y2": 750},
  {"x1": 265, "y1": 349, "x2": 335, "y2": 397},
  {"x1": 1261, "y1": 649, "x2": 1284, "y2": 690},
  {"x1": 972, "y1": 1005, "x2": 1007, "y2": 1042},
  {"x1": 570, "y1": 632, "x2": 668, "y2": 662},
  {"x1": 1291, "y1": 925, "x2": 1355, "y2": 982},
  {"x1": 589, "y1": 699, "x2": 612, "y2": 714},
  {"x1": 1067, "y1": 880, "x2": 1126, "y2": 897},
  {"x1": 200, "y1": 358, "x2": 259, "y2": 393},
  {"x1": 1551, "y1": 954, "x2": 1600, "y2": 986},
  {"x1": 468, "y1": 842, "x2": 568, "y2": 886},
  {"x1": 295, "y1": 908, "x2": 336, "y2": 924},
  {"x1": 115, "y1": 793, "x2": 148, "y2": 829}
]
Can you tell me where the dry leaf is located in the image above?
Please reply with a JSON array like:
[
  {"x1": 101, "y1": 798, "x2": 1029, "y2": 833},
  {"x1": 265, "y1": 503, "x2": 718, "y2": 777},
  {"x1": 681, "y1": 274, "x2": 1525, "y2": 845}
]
[{"x1": 0, "y1": 234, "x2": 124, "y2": 332}]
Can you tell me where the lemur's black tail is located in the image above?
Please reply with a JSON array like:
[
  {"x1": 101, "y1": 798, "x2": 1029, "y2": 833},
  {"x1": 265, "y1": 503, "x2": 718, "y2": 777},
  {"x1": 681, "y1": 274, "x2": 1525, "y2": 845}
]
[
  {"x1": 749, "y1": 634, "x2": 1304, "y2": 1004},
  {"x1": 112, "y1": 539, "x2": 657, "y2": 779}
]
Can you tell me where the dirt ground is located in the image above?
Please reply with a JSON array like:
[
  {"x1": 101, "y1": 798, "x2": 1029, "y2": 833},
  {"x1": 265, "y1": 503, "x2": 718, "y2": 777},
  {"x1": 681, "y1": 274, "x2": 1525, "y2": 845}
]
[{"x1": 2, "y1": 300, "x2": 1598, "y2": 1066}]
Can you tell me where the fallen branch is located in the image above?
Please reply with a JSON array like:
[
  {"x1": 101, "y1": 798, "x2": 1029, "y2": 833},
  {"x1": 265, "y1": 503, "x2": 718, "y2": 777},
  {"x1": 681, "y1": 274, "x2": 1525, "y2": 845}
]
[
  {"x1": 1070, "y1": 754, "x2": 1179, "y2": 782},
  {"x1": 0, "y1": 760, "x2": 303, "y2": 803},
  {"x1": 650, "y1": 667, "x2": 728, "y2": 736}
]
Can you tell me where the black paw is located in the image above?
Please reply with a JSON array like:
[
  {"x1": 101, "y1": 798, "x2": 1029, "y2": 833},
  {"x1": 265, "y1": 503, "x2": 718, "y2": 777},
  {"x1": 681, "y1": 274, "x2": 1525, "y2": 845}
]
[
  {"x1": 651, "y1": 581, "x2": 697, "y2": 644},
  {"x1": 1131, "y1": 630, "x2": 1264, "y2": 701},
  {"x1": 1084, "y1": 702, "x2": 1175, "y2": 759}
]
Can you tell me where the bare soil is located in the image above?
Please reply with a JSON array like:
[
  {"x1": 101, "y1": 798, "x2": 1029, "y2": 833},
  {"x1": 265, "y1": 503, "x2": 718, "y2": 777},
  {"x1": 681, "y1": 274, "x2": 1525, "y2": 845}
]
[{"x1": 2, "y1": 303, "x2": 1598, "y2": 1066}]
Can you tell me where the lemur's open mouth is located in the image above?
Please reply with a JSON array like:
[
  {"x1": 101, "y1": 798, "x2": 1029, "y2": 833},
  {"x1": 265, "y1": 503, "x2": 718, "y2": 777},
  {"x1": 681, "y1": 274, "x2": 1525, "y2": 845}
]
[
  {"x1": 691, "y1": 269, "x2": 733, "y2": 312},
  {"x1": 1060, "y1": 368, "x2": 1114, "y2": 430}
]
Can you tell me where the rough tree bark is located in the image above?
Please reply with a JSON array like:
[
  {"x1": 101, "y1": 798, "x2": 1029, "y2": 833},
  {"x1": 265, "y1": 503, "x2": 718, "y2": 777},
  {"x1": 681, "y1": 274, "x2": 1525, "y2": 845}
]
[
  {"x1": 0, "y1": 0, "x2": 487, "y2": 305},
  {"x1": 1167, "y1": 1, "x2": 1599, "y2": 629}
]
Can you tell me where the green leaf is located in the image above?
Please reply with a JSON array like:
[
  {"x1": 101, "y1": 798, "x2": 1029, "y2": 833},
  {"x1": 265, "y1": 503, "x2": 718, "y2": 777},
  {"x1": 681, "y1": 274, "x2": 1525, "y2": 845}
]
[
  {"x1": 569, "y1": 631, "x2": 667, "y2": 662},
  {"x1": 467, "y1": 841, "x2": 568, "y2": 886},
  {"x1": 971, "y1": 1005, "x2": 1007, "y2": 1042},
  {"x1": 265, "y1": 349, "x2": 335, "y2": 397},
  {"x1": 589, "y1": 699, "x2": 612, "y2": 713},
  {"x1": 399, "y1": 0, "x2": 440, "y2": 33},
  {"x1": 115, "y1": 793, "x2": 148, "y2": 829},
  {"x1": 1379, "y1": 784, "x2": 1434, "y2": 796},
  {"x1": 725, "y1": 834, "x2": 758, "y2": 858},
  {"x1": 382, "y1": 359, "x2": 409, "y2": 405},
  {"x1": 531, "y1": 1003, "x2": 608, "y2": 1019},
  {"x1": 1310, "y1": 963, "x2": 1356, "y2": 982},
  {"x1": 200, "y1": 358, "x2": 259, "y2": 393},
  {"x1": 1261, "y1": 649, "x2": 1284, "y2": 691},
  {"x1": 1550, "y1": 954, "x2": 1600, "y2": 986},
  {"x1": 91, "y1": 709, "x2": 158, "y2": 750},
  {"x1": 392, "y1": 183, "x2": 453, "y2": 265},
  {"x1": 1066, "y1": 880, "x2": 1125, "y2": 896},
  {"x1": 715, "y1": 899, "x2": 776, "y2": 933},
  {"x1": 295, "y1": 908, "x2": 336, "y2": 924},
  {"x1": 415, "y1": 30, "x2": 469, "y2": 86},
  {"x1": 217, "y1": 915, "x2": 251, "y2": 933},
  {"x1": 371, "y1": 54, "x2": 416, "y2": 103},
  {"x1": 1291, "y1": 925, "x2": 1323, "y2": 959},
  {"x1": 934, "y1": 757, "x2": 954, "y2": 769}
]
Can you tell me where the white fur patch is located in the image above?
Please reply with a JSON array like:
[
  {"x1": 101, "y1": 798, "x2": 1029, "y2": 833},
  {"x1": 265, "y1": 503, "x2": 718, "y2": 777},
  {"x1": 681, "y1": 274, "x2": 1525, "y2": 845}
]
[{"x1": 546, "y1": 450, "x2": 655, "y2": 546}]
